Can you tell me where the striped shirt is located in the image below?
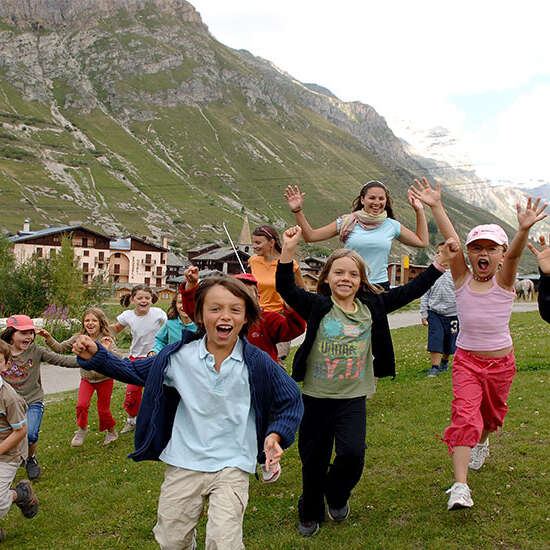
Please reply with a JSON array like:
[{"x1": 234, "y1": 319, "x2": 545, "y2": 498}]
[{"x1": 420, "y1": 270, "x2": 457, "y2": 318}]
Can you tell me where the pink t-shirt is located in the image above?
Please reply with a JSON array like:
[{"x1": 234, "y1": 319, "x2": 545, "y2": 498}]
[{"x1": 455, "y1": 274, "x2": 515, "y2": 350}]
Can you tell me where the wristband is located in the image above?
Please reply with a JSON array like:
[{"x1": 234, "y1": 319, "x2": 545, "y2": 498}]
[{"x1": 291, "y1": 208, "x2": 302, "y2": 214}]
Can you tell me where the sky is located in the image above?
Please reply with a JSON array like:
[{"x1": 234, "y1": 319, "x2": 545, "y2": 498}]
[{"x1": 190, "y1": 0, "x2": 550, "y2": 185}]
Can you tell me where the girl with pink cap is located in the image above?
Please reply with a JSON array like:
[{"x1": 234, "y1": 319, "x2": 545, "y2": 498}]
[{"x1": 411, "y1": 178, "x2": 547, "y2": 511}]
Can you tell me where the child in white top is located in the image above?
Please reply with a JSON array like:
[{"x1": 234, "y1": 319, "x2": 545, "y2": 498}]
[{"x1": 110, "y1": 285, "x2": 166, "y2": 433}]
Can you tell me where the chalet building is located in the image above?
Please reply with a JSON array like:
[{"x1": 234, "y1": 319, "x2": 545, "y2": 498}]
[
  {"x1": 387, "y1": 262, "x2": 428, "y2": 286},
  {"x1": 9, "y1": 220, "x2": 168, "y2": 288},
  {"x1": 165, "y1": 252, "x2": 187, "y2": 283},
  {"x1": 190, "y1": 247, "x2": 251, "y2": 275}
]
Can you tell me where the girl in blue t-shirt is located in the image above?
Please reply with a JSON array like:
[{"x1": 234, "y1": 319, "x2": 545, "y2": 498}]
[{"x1": 284, "y1": 180, "x2": 429, "y2": 289}]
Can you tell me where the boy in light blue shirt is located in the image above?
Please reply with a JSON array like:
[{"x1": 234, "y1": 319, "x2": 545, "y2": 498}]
[{"x1": 74, "y1": 276, "x2": 303, "y2": 550}]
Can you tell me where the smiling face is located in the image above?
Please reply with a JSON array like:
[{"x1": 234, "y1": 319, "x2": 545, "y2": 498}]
[
  {"x1": 83, "y1": 313, "x2": 100, "y2": 338},
  {"x1": 200, "y1": 284, "x2": 248, "y2": 352},
  {"x1": 132, "y1": 289, "x2": 153, "y2": 315},
  {"x1": 466, "y1": 239, "x2": 505, "y2": 278},
  {"x1": 10, "y1": 329, "x2": 35, "y2": 353},
  {"x1": 326, "y1": 257, "x2": 362, "y2": 302},
  {"x1": 252, "y1": 235, "x2": 273, "y2": 256},
  {"x1": 360, "y1": 185, "x2": 387, "y2": 215}
]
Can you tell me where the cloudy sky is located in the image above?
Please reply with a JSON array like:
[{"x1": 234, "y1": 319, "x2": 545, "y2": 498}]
[{"x1": 190, "y1": 0, "x2": 550, "y2": 185}]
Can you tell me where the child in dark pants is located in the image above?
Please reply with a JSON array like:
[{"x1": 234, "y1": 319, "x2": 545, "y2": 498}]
[{"x1": 276, "y1": 225, "x2": 453, "y2": 536}]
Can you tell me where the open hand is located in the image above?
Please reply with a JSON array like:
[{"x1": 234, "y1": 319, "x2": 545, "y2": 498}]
[
  {"x1": 407, "y1": 187, "x2": 424, "y2": 212},
  {"x1": 36, "y1": 328, "x2": 51, "y2": 340},
  {"x1": 184, "y1": 266, "x2": 199, "y2": 289},
  {"x1": 99, "y1": 336, "x2": 114, "y2": 351},
  {"x1": 409, "y1": 177, "x2": 442, "y2": 208},
  {"x1": 284, "y1": 185, "x2": 305, "y2": 212},
  {"x1": 528, "y1": 234, "x2": 550, "y2": 274},
  {"x1": 72, "y1": 334, "x2": 98, "y2": 360},
  {"x1": 516, "y1": 197, "x2": 547, "y2": 231}
]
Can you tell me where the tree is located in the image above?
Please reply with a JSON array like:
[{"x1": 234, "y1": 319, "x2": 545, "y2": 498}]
[{"x1": 48, "y1": 236, "x2": 82, "y2": 313}]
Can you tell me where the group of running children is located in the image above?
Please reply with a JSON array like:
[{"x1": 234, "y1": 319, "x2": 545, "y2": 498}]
[{"x1": 0, "y1": 178, "x2": 549, "y2": 548}]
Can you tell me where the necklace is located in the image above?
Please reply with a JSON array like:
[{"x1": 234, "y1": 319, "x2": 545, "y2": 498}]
[{"x1": 472, "y1": 273, "x2": 494, "y2": 282}]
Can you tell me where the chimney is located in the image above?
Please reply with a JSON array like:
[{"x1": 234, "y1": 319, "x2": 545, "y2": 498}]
[
  {"x1": 23, "y1": 219, "x2": 30, "y2": 232},
  {"x1": 162, "y1": 236, "x2": 168, "y2": 249}
]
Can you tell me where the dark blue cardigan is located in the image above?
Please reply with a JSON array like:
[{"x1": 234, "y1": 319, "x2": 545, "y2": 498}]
[{"x1": 77, "y1": 331, "x2": 304, "y2": 463}]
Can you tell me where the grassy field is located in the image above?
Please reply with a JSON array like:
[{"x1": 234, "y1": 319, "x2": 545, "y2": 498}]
[{"x1": 4, "y1": 311, "x2": 550, "y2": 548}]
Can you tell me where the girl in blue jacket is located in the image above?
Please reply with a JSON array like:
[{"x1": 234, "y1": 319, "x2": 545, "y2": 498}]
[{"x1": 73, "y1": 276, "x2": 303, "y2": 550}]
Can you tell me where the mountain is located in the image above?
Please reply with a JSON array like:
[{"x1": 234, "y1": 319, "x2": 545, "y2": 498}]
[{"x1": 0, "y1": 0, "x2": 539, "y2": 271}]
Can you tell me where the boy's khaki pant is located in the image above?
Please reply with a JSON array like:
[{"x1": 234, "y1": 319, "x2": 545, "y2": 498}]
[
  {"x1": 0, "y1": 461, "x2": 18, "y2": 518},
  {"x1": 153, "y1": 465, "x2": 249, "y2": 550}
]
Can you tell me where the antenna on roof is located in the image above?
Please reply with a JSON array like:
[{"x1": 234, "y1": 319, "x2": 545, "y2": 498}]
[{"x1": 222, "y1": 223, "x2": 246, "y2": 273}]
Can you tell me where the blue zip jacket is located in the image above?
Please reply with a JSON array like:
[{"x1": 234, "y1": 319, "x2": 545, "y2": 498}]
[{"x1": 77, "y1": 330, "x2": 304, "y2": 463}]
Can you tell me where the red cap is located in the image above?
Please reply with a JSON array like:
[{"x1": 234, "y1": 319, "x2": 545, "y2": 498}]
[
  {"x1": 6, "y1": 315, "x2": 35, "y2": 331},
  {"x1": 233, "y1": 272, "x2": 258, "y2": 286}
]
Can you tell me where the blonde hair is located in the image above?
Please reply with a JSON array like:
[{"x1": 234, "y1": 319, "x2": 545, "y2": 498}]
[
  {"x1": 317, "y1": 249, "x2": 383, "y2": 296},
  {"x1": 80, "y1": 308, "x2": 113, "y2": 339}
]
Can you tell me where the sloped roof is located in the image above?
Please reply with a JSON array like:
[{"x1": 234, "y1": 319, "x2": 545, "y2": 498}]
[{"x1": 9, "y1": 225, "x2": 106, "y2": 243}]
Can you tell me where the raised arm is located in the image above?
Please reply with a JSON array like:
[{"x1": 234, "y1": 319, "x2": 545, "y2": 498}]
[
  {"x1": 409, "y1": 177, "x2": 469, "y2": 285},
  {"x1": 36, "y1": 330, "x2": 76, "y2": 353},
  {"x1": 529, "y1": 234, "x2": 550, "y2": 323},
  {"x1": 396, "y1": 188, "x2": 429, "y2": 247},
  {"x1": 284, "y1": 185, "x2": 338, "y2": 242},
  {"x1": 499, "y1": 197, "x2": 547, "y2": 289}
]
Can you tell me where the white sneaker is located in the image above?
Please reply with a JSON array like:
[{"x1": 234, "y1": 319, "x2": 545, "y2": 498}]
[
  {"x1": 71, "y1": 428, "x2": 88, "y2": 447},
  {"x1": 469, "y1": 439, "x2": 490, "y2": 470},
  {"x1": 446, "y1": 482, "x2": 473, "y2": 510},
  {"x1": 103, "y1": 430, "x2": 119, "y2": 446},
  {"x1": 260, "y1": 462, "x2": 281, "y2": 483},
  {"x1": 120, "y1": 417, "x2": 136, "y2": 434}
]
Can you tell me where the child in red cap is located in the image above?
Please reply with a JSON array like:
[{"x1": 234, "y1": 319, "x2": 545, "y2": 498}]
[{"x1": 1, "y1": 315, "x2": 78, "y2": 480}]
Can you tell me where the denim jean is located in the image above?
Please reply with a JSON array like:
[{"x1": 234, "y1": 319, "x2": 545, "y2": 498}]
[{"x1": 26, "y1": 401, "x2": 45, "y2": 445}]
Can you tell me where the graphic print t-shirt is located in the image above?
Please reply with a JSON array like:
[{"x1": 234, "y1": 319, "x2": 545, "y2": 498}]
[{"x1": 303, "y1": 298, "x2": 374, "y2": 399}]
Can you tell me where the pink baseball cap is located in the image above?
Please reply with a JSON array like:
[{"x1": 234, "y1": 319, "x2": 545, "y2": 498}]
[
  {"x1": 465, "y1": 224, "x2": 508, "y2": 247},
  {"x1": 233, "y1": 272, "x2": 258, "y2": 286},
  {"x1": 6, "y1": 315, "x2": 35, "y2": 331}
]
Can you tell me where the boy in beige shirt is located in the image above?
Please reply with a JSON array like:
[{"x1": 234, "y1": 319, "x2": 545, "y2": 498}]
[{"x1": 0, "y1": 340, "x2": 38, "y2": 542}]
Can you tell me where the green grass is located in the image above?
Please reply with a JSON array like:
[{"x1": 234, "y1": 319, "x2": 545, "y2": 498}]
[{"x1": 4, "y1": 311, "x2": 550, "y2": 548}]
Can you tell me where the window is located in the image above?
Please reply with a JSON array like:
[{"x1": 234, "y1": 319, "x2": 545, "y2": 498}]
[
  {"x1": 114, "y1": 253, "x2": 120, "y2": 258},
  {"x1": 156, "y1": 278, "x2": 162, "y2": 287},
  {"x1": 114, "y1": 264, "x2": 120, "y2": 274},
  {"x1": 82, "y1": 262, "x2": 89, "y2": 272},
  {"x1": 156, "y1": 267, "x2": 162, "y2": 276},
  {"x1": 161, "y1": 253, "x2": 166, "y2": 265},
  {"x1": 36, "y1": 248, "x2": 43, "y2": 258},
  {"x1": 99, "y1": 251, "x2": 104, "y2": 261},
  {"x1": 145, "y1": 265, "x2": 151, "y2": 272},
  {"x1": 145, "y1": 254, "x2": 152, "y2": 263},
  {"x1": 82, "y1": 237, "x2": 88, "y2": 247},
  {"x1": 82, "y1": 274, "x2": 89, "y2": 283},
  {"x1": 145, "y1": 277, "x2": 150, "y2": 286},
  {"x1": 83, "y1": 250, "x2": 89, "y2": 256}
]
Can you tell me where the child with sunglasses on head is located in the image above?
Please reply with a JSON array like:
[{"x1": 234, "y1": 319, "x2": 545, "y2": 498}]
[
  {"x1": 0, "y1": 315, "x2": 78, "y2": 480},
  {"x1": 285, "y1": 180, "x2": 429, "y2": 290},
  {"x1": 180, "y1": 266, "x2": 306, "y2": 483},
  {"x1": 72, "y1": 276, "x2": 303, "y2": 550},
  {"x1": 249, "y1": 224, "x2": 305, "y2": 363},
  {"x1": 410, "y1": 178, "x2": 547, "y2": 511},
  {"x1": 38, "y1": 307, "x2": 119, "y2": 447},
  {"x1": 276, "y1": 224, "x2": 455, "y2": 536}
]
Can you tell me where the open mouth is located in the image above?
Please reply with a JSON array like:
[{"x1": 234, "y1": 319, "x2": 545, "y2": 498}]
[
  {"x1": 216, "y1": 324, "x2": 234, "y2": 339},
  {"x1": 477, "y1": 259, "x2": 489, "y2": 272}
]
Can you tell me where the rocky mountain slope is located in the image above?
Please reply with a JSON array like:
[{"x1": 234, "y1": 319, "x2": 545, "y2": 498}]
[{"x1": 0, "y1": 0, "x2": 539, "y2": 271}]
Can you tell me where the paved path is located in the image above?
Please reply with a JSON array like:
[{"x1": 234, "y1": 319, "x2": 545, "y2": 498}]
[{"x1": 41, "y1": 302, "x2": 539, "y2": 395}]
